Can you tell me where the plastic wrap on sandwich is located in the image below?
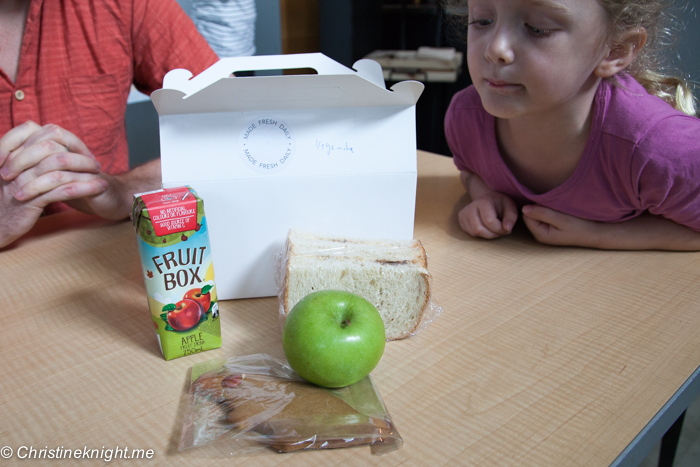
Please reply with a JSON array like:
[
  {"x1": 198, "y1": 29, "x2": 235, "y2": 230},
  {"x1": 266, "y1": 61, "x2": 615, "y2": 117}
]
[{"x1": 274, "y1": 229, "x2": 443, "y2": 341}]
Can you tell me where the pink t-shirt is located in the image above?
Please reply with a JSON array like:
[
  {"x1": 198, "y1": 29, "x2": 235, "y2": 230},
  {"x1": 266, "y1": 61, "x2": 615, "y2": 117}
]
[{"x1": 445, "y1": 74, "x2": 700, "y2": 231}]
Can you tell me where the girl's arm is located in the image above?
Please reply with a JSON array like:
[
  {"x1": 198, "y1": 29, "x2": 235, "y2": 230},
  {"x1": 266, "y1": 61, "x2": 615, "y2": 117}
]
[
  {"x1": 461, "y1": 170, "x2": 495, "y2": 200},
  {"x1": 522, "y1": 205, "x2": 700, "y2": 251}
]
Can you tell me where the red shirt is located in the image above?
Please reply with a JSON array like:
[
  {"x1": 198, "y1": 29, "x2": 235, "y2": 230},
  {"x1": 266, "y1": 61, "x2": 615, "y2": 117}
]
[{"x1": 0, "y1": 0, "x2": 218, "y2": 176}]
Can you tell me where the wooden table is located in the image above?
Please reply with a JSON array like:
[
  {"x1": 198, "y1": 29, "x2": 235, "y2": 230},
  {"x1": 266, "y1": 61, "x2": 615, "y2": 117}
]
[{"x1": 2, "y1": 151, "x2": 700, "y2": 466}]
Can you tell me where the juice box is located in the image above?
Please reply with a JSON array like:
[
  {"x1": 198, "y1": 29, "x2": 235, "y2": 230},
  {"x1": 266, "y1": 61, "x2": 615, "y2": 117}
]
[{"x1": 132, "y1": 186, "x2": 221, "y2": 360}]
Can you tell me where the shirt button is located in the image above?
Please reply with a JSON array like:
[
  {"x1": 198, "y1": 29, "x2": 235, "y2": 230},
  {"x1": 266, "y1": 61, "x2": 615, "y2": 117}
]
[{"x1": 14, "y1": 90, "x2": 25, "y2": 101}]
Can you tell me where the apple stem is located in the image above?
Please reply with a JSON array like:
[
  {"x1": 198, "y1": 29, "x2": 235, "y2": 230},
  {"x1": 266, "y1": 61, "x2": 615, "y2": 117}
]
[{"x1": 341, "y1": 319, "x2": 351, "y2": 328}]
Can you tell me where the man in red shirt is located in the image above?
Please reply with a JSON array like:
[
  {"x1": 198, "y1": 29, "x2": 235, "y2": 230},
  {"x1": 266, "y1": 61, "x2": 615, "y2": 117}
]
[{"x1": 0, "y1": 0, "x2": 219, "y2": 248}]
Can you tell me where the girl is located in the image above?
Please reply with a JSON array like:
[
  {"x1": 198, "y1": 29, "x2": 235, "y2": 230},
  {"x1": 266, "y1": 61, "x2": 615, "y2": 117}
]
[{"x1": 444, "y1": 0, "x2": 700, "y2": 250}]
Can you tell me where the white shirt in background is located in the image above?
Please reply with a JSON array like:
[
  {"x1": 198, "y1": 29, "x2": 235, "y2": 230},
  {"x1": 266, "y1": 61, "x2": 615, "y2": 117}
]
[{"x1": 190, "y1": 0, "x2": 257, "y2": 58}]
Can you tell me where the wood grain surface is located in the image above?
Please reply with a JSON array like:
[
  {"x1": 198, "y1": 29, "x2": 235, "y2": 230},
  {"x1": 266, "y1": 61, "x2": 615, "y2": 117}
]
[{"x1": 1, "y1": 151, "x2": 699, "y2": 466}]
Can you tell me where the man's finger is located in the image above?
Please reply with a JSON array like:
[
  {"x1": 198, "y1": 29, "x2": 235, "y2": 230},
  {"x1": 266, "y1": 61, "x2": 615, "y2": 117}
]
[
  {"x1": 0, "y1": 121, "x2": 42, "y2": 166},
  {"x1": 15, "y1": 172, "x2": 107, "y2": 202},
  {"x1": 1, "y1": 140, "x2": 73, "y2": 181},
  {"x1": 31, "y1": 151, "x2": 102, "y2": 178},
  {"x1": 10, "y1": 152, "x2": 102, "y2": 193},
  {"x1": 21, "y1": 179, "x2": 108, "y2": 211},
  {"x1": 22, "y1": 124, "x2": 93, "y2": 159}
]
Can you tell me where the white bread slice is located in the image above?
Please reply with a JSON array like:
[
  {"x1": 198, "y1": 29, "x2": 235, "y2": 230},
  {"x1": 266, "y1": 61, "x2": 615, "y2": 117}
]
[{"x1": 282, "y1": 230, "x2": 431, "y2": 340}]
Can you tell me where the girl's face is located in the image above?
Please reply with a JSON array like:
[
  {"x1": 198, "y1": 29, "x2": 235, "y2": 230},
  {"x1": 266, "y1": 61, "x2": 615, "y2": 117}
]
[{"x1": 467, "y1": 0, "x2": 612, "y2": 120}]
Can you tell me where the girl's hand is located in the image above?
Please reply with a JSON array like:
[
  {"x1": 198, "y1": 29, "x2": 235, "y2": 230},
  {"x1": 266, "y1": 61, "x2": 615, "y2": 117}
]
[
  {"x1": 459, "y1": 191, "x2": 519, "y2": 239},
  {"x1": 522, "y1": 205, "x2": 700, "y2": 251},
  {"x1": 521, "y1": 205, "x2": 599, "y2": 247}
]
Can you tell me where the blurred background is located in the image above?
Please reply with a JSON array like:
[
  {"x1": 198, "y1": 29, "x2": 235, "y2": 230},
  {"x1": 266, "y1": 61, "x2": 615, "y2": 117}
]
[{"x1": 128, "y1": 0, "x2": 699, "y2": 167}]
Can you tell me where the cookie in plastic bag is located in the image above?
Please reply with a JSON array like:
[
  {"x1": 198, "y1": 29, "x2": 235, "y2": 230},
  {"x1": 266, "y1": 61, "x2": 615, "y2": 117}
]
[{"x1": 179, "y1": 354, "x2": 402, "y2": 455}]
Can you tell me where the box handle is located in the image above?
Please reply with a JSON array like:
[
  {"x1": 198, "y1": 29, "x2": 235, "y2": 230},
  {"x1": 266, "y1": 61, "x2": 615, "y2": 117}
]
[{"x1": 162, "y1": 53, "x2": 386, "y2": 97}]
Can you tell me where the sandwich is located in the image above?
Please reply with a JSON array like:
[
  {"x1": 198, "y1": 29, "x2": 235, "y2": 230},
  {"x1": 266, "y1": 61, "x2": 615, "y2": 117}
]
[{"x1": 280, "y1": 230, "x2": 432, "y2": 340}]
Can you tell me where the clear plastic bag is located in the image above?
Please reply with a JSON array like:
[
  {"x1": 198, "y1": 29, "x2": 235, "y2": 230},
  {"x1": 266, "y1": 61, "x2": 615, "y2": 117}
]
[
  {"x1": 274, "y1": 230, "x2": 443, "y2": 340},
  {"x1": 179, "y1": 354, "x2": 403, "y2": 455}
]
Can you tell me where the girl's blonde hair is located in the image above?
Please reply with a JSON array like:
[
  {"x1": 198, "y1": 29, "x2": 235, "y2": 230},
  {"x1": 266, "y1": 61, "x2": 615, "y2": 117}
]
[{"x1": 599, "y1": 0, "x2": 697, "y2": 116}]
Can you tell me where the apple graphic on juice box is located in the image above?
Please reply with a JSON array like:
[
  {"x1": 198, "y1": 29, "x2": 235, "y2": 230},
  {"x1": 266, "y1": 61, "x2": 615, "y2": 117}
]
[
  {"x1": 184, "y1": 285, "x2": 212, "y2": 314},
  {"x1": 160, "y1": 284, "x2": 214, "y2": 332},
  {"x1": 167, "y1": 298, "x2": 202, "y2": 331},
  {"x1": 282, "y1": 290, "x2": 386, "y2": 388}
]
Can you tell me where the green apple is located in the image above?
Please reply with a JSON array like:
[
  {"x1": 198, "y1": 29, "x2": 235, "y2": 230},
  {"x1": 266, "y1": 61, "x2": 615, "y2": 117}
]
[{"x1": 282, "y1": 290, "x2": 386, "y2": 388}]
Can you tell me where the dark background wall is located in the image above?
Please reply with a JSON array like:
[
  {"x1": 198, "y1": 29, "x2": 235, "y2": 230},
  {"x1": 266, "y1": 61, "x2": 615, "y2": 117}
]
[{"x1": 319, "y1": 0, "x2": 471, "y2": 157}]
